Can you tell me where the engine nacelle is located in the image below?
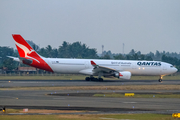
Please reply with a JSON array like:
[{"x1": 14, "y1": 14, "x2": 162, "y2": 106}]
[{"x1": 114, "y1": 71, "x2": 131, "y2": 80}]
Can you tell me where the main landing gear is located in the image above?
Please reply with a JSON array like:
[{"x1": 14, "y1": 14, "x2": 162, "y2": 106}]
[
  {"x1": 158, "y1": 76, "x2": 163, "y2": 82},
  {"x1": 85, "y1": 76, "x2": 103, "y2": 82}
]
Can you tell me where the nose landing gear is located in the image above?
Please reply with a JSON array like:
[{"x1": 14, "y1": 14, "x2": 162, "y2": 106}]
[
  {"x1": 158, "y1": 76, "x2": 163, "y2": 82},
  {"x1": 158, "y1": 79, "x2": 162, "y2": 82}
]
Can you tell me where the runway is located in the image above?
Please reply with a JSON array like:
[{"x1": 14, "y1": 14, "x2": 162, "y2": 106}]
[
  {"x1": 1, "y1": 79, "x2": 180, "y2": 88},
  {"x1": 0, "y1": 79, "x2": 180, "y2": 114}
]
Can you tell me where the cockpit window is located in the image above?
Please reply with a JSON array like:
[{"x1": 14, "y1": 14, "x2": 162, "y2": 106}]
[{"x1": 170, "y1": 66, "x2": 173, "y2": 68}]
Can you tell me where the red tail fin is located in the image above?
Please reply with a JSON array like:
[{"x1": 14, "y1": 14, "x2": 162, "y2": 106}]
[
  {"x1": 12, "y1": 34, "x2": 34, "y2": 58},
  {"x1": 12, "y1": 34, "x2": 53, "y2": 72}
]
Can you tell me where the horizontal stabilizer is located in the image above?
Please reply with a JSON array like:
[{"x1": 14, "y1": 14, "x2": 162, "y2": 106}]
[{"x1": 7, "y1": 56, "x2": 21, "y2": 62}]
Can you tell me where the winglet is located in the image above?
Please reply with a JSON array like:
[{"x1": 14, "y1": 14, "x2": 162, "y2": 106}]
[{"x1": 91, "y1": 61, "x2": 97, "y2": 66}]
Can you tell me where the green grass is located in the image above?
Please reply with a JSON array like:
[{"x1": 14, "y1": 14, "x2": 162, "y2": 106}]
[
  {"x1": 3, "y1": 109, "x2": 22, "y2": 113},
  {"x1": 0, "y1": 75, "x2": 85, "y2": 80},
  {"x1": 94, "y1": 93, "x2": 180, "y2": 98},
  {"x1": 131, "y1": 75, "x2": 180, "y2": 80},
  {"x1": 0, "y1": 74, "x2": 179, "y2": 80},
  {"x1": 103, "y1": 114, "x2": 175, "y2": 120},
  {"x1": 0, "y1": 114, "x2": 175, "y2": 120}
]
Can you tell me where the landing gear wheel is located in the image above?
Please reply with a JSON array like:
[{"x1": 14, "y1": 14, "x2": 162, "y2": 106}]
[
  {"x1": 90, "y1": 77, "x2": 95, "y2": 81},
  {"x1": 85, "y1": 77, "x2": 90, "y2": 81},
  {"x1": 158, "y1": 76, "x2": 163, "y2": 82},
  {"x1": 86, "y1": 77, "x2": 103, "y2": 82},
  {"x1": 98, "y1": 78, "x2": 103, "y2": 82},
  {"x1": 158, "y1": 79, "x2": 162, "y2": 82}
]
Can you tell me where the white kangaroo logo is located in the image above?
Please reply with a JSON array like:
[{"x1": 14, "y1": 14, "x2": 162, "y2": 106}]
[{"x1": 15, "y1": 41, "x2": 40, "y2": 63}]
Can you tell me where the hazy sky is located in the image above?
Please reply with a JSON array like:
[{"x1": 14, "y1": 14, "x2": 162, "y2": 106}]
[{"x1": 1, "y1": 0, "x2": 180, "y2": 54}]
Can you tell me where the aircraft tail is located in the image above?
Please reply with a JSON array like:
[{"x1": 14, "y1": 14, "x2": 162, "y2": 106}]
[
  {"x1": 12, "y1": 34, "x2": 35, "y2": 58},
  {"x1": 12, "y1": 34, "x2": 53, "y2": 72}
]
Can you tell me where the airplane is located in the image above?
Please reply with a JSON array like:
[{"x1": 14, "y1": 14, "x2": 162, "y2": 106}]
[{"x1": 8, "y1": 34, "x2": 178, "y2": 82}]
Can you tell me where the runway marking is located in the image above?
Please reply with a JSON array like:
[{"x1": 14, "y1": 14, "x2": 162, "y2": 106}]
[{"x1": 123, "y1": 102, "x2": 137, "y2": 104}]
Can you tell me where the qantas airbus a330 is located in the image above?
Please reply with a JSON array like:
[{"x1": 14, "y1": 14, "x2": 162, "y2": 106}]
[{"x1": 8, "y1": 34, "x2": 177, "y2": 82}]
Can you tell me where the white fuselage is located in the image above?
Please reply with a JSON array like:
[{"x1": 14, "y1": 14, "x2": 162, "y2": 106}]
[
  {"x1": 44, "y1": 58, "x2": 177, "y2": 76},
  {"x1": 11, "y1": 34, "x2": 178, "y2": 81}
]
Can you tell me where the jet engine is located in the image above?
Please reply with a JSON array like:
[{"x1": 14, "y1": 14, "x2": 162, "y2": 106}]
[{"x1": 114, "y1": 71, "x2": 131, "y2": 80}]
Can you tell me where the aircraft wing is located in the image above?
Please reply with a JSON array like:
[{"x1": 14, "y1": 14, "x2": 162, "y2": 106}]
[
  {"x1": 90, "y1": 60, "x2": 131, "y2": 79},
  {"x1": 90, "y1": 61, "x2": 117, "y2": 73}
]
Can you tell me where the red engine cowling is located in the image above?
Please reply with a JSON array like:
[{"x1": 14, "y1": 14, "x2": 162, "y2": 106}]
[{"x1": 114, "y1": 71, "x2": 131, "y2": 80}]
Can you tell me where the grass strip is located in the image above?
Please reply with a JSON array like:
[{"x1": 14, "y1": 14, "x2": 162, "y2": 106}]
[
  {"x1": 93, "y1": 93, "x2": 180, "y2": 98},
  {"x1": 1, "y1": 109, "x2": 84, "y2": 114},
  {"x1": 0, "y1": 114, "x2": 175, "y2": 120}
]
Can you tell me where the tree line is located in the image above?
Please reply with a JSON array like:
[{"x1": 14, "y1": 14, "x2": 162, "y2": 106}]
[{"x1": 0, "y1": 40, "x2": 180, "y2": 71}]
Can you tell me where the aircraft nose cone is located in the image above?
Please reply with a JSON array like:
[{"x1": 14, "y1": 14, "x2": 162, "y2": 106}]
[{"x1": 175, "y1": 68, "x2": 178, "y2": 72}]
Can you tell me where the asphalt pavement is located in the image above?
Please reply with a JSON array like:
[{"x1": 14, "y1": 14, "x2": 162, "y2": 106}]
[{"x1": 0, "y1": 79, "x2": 180, "y2": 114}]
